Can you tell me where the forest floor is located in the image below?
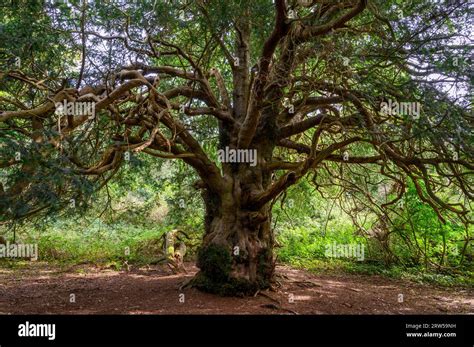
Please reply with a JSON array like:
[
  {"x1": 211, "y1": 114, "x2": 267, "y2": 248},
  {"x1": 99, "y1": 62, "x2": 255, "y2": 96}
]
[{"x1": 0, "y1": 262, "x2": 472, "y2": 314}]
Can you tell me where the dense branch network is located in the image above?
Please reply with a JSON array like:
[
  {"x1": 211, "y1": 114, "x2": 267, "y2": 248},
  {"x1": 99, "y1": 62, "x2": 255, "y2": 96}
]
[{"x1": 0, "y1": 0, "x2": 472, "y2": 227}]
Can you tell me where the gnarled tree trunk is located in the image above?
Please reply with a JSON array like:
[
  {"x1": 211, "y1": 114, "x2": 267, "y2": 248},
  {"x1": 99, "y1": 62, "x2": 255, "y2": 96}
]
[{"x1": 192, "y1": 143, "x2": 278, "y2": 296}]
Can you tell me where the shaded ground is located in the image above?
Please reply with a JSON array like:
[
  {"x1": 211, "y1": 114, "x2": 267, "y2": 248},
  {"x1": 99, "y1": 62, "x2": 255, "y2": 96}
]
[{"x1": 0, "y1": 262, "x2": 472, "y2": 314}]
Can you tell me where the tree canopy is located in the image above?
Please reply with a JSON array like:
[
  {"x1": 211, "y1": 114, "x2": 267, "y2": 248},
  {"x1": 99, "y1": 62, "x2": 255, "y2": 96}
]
[{"x1": 0, "y1": 0, "x2": 472, "y2": 293}]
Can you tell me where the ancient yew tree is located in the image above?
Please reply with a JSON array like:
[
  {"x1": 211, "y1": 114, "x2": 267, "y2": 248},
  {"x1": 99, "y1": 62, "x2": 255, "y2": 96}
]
[{"x1": 0, "y1": 0, "x2": 472, "y2": 294}]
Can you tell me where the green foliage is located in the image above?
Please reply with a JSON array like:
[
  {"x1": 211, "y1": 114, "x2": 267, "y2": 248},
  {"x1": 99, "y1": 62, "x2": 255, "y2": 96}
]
[
  {"x1": 274, "y1": 180, "x2": 472, "y2": 287},
  {"x1": 390, "y1": 182, "x2": 471, "y2": 269},
  {"x1": 19, "y1": 219, "x2": 167, "y2": 265},
  {"x1": 0, "y1": 0, "x2": 471, "y2": 290},
  {"x1": 1, "y1": 157, "x2": 205, "y2": 266}
]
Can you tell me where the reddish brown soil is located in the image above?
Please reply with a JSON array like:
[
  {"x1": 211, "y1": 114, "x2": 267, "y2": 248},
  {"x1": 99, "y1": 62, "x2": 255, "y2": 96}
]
[{"x1": 0, "y1": 262, "x2": 472, "y2": 314}]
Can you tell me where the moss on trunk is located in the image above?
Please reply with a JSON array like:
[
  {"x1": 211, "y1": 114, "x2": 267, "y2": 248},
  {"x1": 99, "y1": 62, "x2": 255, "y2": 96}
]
[{"x1": 192, "y1": 242, "x2": 272, "y2": 296}]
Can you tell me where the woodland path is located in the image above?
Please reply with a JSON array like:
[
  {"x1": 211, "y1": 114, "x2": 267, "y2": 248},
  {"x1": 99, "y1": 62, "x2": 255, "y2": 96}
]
[{"x1": 0, "y1": 262, "x2": 472, "y2": 314}]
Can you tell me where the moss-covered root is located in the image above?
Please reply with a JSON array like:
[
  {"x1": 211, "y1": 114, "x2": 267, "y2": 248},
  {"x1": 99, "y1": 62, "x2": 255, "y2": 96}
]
[{"x1": 193, "y1": 243, "x2": 270, "y2": 296}]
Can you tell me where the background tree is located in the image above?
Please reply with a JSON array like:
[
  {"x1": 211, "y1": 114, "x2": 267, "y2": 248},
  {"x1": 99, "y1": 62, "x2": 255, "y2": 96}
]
[{"x1": 0, "y1": 0, "x2": 472, "y2": 295}]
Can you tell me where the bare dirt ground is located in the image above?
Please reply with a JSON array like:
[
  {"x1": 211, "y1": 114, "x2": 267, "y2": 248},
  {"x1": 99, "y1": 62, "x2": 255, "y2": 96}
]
[{"x1": 0, "y1": 262, "x2": 472, "y2": 314}]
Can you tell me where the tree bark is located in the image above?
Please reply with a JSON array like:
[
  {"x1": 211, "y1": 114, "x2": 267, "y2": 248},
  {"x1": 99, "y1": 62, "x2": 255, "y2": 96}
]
[
  {"x1": 193, "y1": 147, "x2": 276, "y2": 296},
  {"x1": 193, "y1": 197, "x2": 274, "y2": 296}
]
